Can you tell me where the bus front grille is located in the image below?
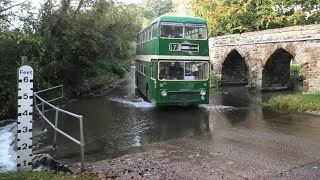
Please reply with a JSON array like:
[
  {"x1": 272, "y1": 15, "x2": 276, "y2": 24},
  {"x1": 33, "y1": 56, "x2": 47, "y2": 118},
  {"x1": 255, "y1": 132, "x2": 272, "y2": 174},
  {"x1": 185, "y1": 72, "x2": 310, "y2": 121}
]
[{"x1": 169, "y1": 92, "x2": 197, "y2": 102}]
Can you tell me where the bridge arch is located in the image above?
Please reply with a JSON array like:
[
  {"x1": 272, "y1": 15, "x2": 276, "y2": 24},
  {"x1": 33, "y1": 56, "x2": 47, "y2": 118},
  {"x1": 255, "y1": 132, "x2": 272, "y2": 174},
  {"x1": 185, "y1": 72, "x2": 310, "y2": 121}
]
[
  {"x1": 262, "y1": 48, "x2": 296, "y2": 89},
  {"x1": 221, "y1": 49, "x2": 249, "y2": 86}
]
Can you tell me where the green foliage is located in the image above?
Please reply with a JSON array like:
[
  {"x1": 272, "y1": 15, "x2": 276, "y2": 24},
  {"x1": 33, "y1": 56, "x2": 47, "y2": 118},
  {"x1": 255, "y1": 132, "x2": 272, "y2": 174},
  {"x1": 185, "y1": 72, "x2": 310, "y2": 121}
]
[
  {"x1": 290, "y1": 61, "x2": 303, "y2": 82},
  {"x1": 73, "y1": 58, "x2": 131, "y2": 95},
  {"x1": 189, "y1": 0, "x2": 320, "y2": 36},
  {"x1": 140, "y1": 0, "x2": 174, "y2": 25},
  {"x1": 0, "y1": 1, "x2": 142, "y2": 119},
  {"x1": 268, "y1": 94, "x2": 320, "y2": 112},
  {"x1": 0, "y1": 30, "x2": 19, "y2": 119},
  {"x1": 0, "y1": 171, "x2": 97, "y2": 180},
  {"x1": 0, "y1": 0, "x2": 15, "y2": 22},
  {"x1": 209, "y1": 70, "x2": 220, "y2": 88}
]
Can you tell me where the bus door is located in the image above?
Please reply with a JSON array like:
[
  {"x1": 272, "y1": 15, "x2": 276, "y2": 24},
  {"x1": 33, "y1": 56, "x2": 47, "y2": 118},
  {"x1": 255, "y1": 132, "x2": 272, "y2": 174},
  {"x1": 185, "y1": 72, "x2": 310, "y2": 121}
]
[{"x1": 151, "y1": 59, "x2": 158, "y2": 87}]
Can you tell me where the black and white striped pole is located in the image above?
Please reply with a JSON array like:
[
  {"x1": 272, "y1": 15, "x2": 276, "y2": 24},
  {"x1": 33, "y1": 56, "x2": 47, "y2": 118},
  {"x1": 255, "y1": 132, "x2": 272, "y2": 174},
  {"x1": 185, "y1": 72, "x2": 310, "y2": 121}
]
[{"x1": 17, "y1": 57, "x2": 33, "y2": 171}]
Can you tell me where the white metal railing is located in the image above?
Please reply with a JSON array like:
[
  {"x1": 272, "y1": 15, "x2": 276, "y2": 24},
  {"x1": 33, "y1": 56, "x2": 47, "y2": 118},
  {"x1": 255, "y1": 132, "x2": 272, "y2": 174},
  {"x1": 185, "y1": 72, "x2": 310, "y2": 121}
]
[{"x1": 33, "y1": 85, "x2": 85, "y2": 172}]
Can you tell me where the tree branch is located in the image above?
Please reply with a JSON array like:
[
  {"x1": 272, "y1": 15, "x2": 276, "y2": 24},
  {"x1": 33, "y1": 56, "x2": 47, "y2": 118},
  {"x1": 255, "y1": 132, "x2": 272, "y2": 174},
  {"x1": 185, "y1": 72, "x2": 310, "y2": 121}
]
[
  {"x1": 76, "y1": 0, "x2": 84, "y2": 13},
  {"x1": 0, "y1": 1, "x2": 27, "y2": 14}
]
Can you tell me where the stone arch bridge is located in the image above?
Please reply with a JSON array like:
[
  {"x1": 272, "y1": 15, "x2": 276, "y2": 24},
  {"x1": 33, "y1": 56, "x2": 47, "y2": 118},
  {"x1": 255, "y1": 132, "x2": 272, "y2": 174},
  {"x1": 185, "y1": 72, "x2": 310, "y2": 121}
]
[{"x1": 209, "y1": 25, "x2": 320, "y2": 92}]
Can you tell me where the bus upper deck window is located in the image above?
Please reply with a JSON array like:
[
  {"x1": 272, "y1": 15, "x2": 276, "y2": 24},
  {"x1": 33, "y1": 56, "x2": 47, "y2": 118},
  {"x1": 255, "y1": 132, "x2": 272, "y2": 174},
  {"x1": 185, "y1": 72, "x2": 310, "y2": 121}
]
[
  {"x1": 185, "y1": 24, "x2": 207, "y2": 40},
  {"x1": 160, "y1": 22, "x2": 183, "y2": 39}
]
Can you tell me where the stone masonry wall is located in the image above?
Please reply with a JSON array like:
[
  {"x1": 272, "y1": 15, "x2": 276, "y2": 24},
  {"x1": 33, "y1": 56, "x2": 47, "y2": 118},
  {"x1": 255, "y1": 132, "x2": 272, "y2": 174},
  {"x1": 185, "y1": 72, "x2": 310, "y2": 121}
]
[{"x1": 209, "y1": 24, "x2": 320, "y2": 92}]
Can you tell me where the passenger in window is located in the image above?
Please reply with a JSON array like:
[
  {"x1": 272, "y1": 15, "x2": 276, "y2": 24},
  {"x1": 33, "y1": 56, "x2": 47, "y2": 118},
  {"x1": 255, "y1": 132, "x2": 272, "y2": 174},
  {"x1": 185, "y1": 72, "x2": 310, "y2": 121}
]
[
  {"x1": 170, "y1": 62, "x2": 184, "y2": 80},
  {"x1": 174, "y1": 32, "x2": 182, "y2": 38},
  {"x1": 159, "y1": 67, "x2": 167, "y2": 79},
  {"x1": 192, "y1": 63, "x2": 199, "y2": 77}
]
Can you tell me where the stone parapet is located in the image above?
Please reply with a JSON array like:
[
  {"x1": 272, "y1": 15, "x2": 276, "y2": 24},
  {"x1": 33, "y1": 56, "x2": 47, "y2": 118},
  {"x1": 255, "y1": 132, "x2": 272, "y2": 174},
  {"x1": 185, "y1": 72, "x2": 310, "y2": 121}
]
[
  {"x1": 209, "y1": 25, "x2": 320, "y2": 93},
  {"x1": 209, "y1": 25, "x2": 320, "y2": 47}
]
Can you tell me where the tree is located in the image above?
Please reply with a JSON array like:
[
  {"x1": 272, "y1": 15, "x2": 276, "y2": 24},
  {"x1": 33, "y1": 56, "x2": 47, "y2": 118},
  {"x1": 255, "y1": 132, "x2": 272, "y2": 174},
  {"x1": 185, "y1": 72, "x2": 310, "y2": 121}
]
[
  {"x1": 189, "y1": 0, "x2": 320, "y2": 37},
  {"x1": 141, "y1": 0, "x2": 174, "y2": 24},
  {"x1": 0, "y1": 0, "x2": 28, "y2": 24},
  {"x1": 0, "y1": 0, "x2": 33, "y2": 119},
  {"x1": 0, "y1": 0, "x2": 142, "y2": 119}
]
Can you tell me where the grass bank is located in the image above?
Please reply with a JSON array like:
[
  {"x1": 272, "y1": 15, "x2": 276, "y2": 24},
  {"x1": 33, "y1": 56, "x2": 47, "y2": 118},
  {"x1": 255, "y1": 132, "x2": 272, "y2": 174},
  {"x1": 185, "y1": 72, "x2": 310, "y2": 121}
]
[
  {"x1": 268, "y1": 93, "x2": 320, "y2": 113},
  {"x1": 0, "y1": 171, "x2": 97, "y2": 180}
]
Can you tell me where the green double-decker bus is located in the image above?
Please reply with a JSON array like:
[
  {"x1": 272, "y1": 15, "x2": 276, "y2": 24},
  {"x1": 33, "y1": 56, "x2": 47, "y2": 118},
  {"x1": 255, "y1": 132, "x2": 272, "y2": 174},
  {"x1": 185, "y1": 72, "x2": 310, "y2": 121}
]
[{"x1": 135, "y1": 15, "x2": 210, "y2": 106}]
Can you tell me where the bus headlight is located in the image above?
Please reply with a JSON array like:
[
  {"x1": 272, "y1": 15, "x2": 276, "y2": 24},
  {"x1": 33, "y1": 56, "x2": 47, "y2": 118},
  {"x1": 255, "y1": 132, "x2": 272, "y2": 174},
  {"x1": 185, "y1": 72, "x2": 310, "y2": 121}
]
[
  {"x1": 201, "y1": 96, "x2": 205, "y2": 100},
  {"x1": 161, "y1": 90, "x2": 168, "y2": 97},
  {"x1": 200, "y1": 89, "x2": 206, "y2": 96}
]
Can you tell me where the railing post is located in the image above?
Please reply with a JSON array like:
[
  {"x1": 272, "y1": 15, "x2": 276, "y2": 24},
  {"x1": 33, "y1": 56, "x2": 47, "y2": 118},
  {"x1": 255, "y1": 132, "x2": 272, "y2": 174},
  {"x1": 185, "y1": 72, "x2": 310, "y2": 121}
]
[
  {"x1": 62, "y1": 85, "x2": 64, "y2": 98},
  {"x1": 41, "y1": 102, "x2": 45, "y2": 130},
  {"x1": 53, "y1": 109, "x2": 59, "y2": 148},
  {"x1": 79, "y1": 116, "x2": 85, "y2": 172},
  {"x1": 34, "y1": 86, "x2": 85, "y2": 173},
  {"x1": 41, "y1": 102, "x2": 44, "y2": 115}
]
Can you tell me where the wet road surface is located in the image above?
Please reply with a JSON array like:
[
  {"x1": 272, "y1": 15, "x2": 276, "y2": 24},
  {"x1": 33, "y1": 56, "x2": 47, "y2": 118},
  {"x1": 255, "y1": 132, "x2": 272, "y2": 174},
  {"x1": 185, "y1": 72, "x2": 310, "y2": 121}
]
[{"x1": 33, "y1": 70, "x2": 320, "y2": 179}]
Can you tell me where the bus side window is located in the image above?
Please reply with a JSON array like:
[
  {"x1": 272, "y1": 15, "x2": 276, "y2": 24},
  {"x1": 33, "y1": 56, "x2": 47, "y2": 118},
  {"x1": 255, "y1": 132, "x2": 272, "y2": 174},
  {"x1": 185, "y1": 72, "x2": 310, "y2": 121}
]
[
  {"x1": 147, "y1": 27, "x2": 151, "y2": 41},
  {"x1": 139, "y1": 61, "x2": 141, "y2": 73},
  {"x1": 152, "y1": 23, "x2": 157, "y2": 39},
  {"x1": 152, "y1": 62, "x2": 157, "y2": 79},
  {"x1": 136, "y1": 61, "x2": 138, "y2": 70},
  {"x1": 143, "y1": 62, "x2": 146, "y2": 74}
]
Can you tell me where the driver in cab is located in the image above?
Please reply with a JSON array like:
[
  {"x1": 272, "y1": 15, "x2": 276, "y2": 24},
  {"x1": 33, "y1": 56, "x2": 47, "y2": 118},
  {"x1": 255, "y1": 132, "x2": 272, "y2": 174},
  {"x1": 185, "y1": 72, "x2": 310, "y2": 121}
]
[{"x1": 169, "y1": 62, "x2": 184, "y2": 80}]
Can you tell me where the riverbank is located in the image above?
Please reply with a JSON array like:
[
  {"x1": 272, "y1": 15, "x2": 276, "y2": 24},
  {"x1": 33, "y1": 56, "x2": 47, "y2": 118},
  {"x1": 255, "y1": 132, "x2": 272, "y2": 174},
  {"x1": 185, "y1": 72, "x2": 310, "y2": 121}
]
[
  {"x1": 67, "y1": 137, "x2": 320, "y2": 179},
  {"x1": 0, "y1": 121, "x2": 97, "y2": 179},
  {"x1": 0, "y1": 171, "x2": 97, "y2": 180},
  {"x1": 268, "y1": 93, "x2": 320, "y2": 114}
]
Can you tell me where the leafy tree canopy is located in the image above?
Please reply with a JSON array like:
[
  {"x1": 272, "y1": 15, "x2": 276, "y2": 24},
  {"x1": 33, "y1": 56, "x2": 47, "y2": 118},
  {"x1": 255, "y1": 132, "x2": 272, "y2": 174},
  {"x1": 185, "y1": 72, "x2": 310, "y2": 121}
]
[
  {"x1": 140, "y1": 0, "x2": 174, "y2": 25},
  {"x1": 189, "y1": 0, "x2": 320, "y2": 36},
  {"x1": 0, "y1": 0, "x2": 142, "y2": 119}
]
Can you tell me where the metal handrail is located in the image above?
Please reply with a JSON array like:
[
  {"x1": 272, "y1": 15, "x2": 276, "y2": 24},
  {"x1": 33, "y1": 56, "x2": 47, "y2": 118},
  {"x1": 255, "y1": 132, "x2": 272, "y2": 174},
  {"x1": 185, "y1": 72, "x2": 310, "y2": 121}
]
[{"x1": 33, "y1": 85, "x2": 85, "y2": 172}]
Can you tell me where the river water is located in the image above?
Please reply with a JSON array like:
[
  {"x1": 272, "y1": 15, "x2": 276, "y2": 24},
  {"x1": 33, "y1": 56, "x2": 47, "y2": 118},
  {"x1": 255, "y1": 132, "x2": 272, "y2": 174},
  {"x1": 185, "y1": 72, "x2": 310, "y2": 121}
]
[
  {"x1": 1, "y1": 69, "x2": 319, "y2": 173},
  {"x1": 29, "y1": 72, "x2": 320, "y2": 167}
]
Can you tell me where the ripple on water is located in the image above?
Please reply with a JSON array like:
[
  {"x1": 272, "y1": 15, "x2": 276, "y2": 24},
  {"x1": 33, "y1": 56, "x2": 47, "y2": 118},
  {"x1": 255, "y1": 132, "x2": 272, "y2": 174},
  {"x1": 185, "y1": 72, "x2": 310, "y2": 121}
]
[
  {"x1": 109, "y1": 95, "x2": 154, "y2": 109},
  {"x1": 200, "y1": 104, "x2": 235, "y2": 112}
]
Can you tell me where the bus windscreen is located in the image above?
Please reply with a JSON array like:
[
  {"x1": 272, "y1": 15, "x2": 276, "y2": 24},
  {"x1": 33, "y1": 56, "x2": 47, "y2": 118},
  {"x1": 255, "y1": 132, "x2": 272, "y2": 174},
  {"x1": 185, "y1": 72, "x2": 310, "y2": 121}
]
[
  {"x1": 160, "y1": 22, "x2": 183, "y2": 39},
  {"x1": 159, "y1": 61, "x2": 209, "y2": 81},
  {"x1": 185, "y1": 24, "x2": 207, "y2": 40}
]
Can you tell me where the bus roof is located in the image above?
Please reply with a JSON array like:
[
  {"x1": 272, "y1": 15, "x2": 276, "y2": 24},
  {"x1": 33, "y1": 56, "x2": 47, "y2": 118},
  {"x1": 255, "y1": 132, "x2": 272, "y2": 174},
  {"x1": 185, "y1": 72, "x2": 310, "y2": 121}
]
[
  {"x1": 152, "y1": 15, "x2": 207, "y2": 24},
  {"x1": 138, "y1": 15, "x2": 207, "y2": 35}
]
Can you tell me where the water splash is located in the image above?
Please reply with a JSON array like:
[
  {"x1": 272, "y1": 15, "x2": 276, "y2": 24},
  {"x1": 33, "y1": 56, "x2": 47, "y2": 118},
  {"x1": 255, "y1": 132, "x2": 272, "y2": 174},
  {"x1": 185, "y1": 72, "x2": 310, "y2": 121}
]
[
  {"x1": 109, "y1": 95, "x2": 154, "y2": 109},
  {"x1": 0, "y1": 122, "x2": 17, "y2": 173},
  {"x1": 200, "y1": 104, "x2": 235, "y2": 111},
  {"x1": 132, "y1": 135, "x2": 142, "y2": 147}
]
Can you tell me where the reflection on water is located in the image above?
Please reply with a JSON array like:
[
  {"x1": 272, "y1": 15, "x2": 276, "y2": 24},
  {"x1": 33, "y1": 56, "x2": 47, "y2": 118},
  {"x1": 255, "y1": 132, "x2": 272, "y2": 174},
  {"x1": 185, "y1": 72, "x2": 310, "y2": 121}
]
[{"x1": 33, "y1": 74, "x2": 320, "y2": 164}]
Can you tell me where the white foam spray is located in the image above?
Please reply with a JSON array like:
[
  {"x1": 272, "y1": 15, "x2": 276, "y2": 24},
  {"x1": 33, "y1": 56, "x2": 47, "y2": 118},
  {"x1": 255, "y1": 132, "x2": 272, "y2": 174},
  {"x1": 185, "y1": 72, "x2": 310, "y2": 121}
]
[{"x1": 0, "y1": 122, "x2": 17, "y2": 173}]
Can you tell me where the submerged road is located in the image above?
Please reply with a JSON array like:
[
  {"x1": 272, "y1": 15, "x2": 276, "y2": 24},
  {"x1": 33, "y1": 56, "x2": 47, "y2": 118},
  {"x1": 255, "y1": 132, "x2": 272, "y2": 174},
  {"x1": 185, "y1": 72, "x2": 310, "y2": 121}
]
[{"x1": 33, "y1": 70, "x2": 320, "y2": 179}]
